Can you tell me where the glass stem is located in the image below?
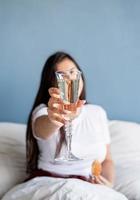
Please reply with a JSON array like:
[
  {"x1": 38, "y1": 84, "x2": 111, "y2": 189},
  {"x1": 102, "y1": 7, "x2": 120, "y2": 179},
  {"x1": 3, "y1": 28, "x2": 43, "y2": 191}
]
[{"x1": 64, "y1": 119, "x2": 72, "y2": 157}]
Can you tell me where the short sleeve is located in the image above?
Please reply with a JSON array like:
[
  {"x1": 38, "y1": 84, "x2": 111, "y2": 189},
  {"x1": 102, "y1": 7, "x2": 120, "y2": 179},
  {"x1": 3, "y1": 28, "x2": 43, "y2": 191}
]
[
  {"x1": 32, "y1": 103, "x2": 48, "y2": 123},
  {"x1": 31, "y1": 103, "x2": 48, "y2": 140},
  {"x1": 99, "y1": 107, "x2": 111, "y2": 144}
]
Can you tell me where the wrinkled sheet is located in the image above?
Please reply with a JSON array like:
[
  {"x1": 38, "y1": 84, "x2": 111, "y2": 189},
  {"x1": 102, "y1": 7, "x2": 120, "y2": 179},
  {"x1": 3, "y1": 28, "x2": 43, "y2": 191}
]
[{"x1": 2, "y1": 177, "x2": 128, "y2": 200}]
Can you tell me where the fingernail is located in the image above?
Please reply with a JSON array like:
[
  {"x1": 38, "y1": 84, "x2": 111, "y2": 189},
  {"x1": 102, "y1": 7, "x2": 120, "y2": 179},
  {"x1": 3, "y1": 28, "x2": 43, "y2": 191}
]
[{"x1": 83, "y1": 100, "x2": 86, "y2": 104}]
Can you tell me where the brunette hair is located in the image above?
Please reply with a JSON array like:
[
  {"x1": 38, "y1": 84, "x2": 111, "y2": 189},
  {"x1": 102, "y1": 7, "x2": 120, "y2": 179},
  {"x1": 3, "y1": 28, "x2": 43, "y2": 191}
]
[{"x1": 26, "y1": 51, "x2": 86, "y2": 174}]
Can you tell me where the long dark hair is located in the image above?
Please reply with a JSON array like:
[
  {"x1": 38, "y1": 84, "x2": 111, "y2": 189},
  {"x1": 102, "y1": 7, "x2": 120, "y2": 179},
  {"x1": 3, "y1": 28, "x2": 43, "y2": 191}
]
[{"x1": 26, "y1": 51, "x2": 86, "y2": 174}]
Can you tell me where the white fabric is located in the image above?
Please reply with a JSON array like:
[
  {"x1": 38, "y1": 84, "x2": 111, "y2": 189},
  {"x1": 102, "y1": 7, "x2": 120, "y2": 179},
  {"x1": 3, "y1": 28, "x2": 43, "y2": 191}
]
[
  {"x1": 32, "y1": 104, "x2": 48, "y2": 125},
  {"x1": 2, "y1": 177, "x2": 127, "y2": 200},
  {"x1": 32, "y1": 104, "x2": 110, "y2": 177},
  {"x1": 0, "y1": 123, "x2": 26, "y2": 199},
  {"x1": 109, "y1": 120, "x2": 140, "y2": 200},
  {"x1": 1, "y1": 120, "x2": 140, "y2": 199}
]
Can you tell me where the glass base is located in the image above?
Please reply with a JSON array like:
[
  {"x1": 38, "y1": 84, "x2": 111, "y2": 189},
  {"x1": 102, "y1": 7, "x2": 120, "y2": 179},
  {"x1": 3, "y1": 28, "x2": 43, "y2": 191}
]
[{"x1": 54, "y1": 152, "x2": 82, "y2": 164}]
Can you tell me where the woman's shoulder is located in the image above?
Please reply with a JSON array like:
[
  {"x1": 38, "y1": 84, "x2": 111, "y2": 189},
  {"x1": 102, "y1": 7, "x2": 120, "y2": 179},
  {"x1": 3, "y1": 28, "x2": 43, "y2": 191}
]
[
  {"x1": 85, "y1": 103, "x2": 105, "y2": 112},
  {"x1": 32, "y1": 103, "x2": 47, "y2": 114},
  {"x1": 83, "y1": 104, "x2": 107, "y2": 118},
  {"x1": 32, "y1": 103, "x2": 48, "y2": 122}
]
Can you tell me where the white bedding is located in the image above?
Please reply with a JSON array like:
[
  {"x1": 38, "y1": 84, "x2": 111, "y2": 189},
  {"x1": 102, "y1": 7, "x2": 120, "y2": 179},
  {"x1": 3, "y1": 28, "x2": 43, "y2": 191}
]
[
  {"x1": 2, "y1": 177, "x2": 127, "y2": 200},
  {"x1": 109, "y1": 120, "x2": 140, "y2": 199},
  {"x1": 0, "y1": 120, "x2": 140, "y2": 200}
]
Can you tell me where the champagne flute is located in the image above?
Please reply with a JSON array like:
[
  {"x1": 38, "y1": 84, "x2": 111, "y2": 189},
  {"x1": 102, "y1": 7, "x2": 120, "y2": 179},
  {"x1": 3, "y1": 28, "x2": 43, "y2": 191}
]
[{"x1": 55, "y1": 69, "x2": 82, "y2": 162}]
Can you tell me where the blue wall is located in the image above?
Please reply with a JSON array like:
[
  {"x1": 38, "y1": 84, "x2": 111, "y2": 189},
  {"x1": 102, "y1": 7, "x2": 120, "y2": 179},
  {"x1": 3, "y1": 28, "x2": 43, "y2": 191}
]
[{"x1": 0, "y1": 0, "x2": 140, "y2": 123}]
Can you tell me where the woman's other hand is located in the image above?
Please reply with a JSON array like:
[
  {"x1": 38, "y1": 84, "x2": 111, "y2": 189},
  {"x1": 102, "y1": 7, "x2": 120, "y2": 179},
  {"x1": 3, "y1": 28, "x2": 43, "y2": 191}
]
[{"x1": 92, "y1": 175, "x2": 113, "y2": 188}]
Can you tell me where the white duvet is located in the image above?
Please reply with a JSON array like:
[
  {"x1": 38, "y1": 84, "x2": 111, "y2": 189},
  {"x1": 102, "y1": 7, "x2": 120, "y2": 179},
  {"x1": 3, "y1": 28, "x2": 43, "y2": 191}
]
[
  {"x1": 2, "y1": 176, "x2": 127, "y2": 200},
  {"x1": 1, "y1": 121, "x2": 140, "y2": 199}
]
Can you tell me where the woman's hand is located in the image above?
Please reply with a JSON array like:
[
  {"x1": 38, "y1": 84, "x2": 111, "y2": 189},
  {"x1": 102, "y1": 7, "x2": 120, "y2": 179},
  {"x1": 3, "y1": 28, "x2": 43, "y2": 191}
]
[
  {"x1": 92, "y1": 175, "x2": 113, "y2": 188},
  {"x1": 48, "y1": 87, "x2": 66, "y2": 128},
  {"x1": 48, "y1": 87, "x2": 85, "y2": 128}
]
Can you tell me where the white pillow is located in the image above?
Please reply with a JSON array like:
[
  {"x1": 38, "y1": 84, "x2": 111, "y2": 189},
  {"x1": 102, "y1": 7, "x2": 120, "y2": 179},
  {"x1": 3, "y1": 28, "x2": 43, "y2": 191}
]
[
  {"x1": 109, "y1": 120, "x2": 140, "y2": 200},
  {"x1": 0, "y1": 123, "x2": 26, "y2": 199}
]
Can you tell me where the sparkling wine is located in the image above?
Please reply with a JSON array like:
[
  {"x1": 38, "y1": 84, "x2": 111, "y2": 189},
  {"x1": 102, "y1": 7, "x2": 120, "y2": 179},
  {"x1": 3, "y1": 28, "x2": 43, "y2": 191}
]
[
  {"x1": 57, "y1": 78, "x2": 80, "y2": 119},
  {"x1": 57, "y1": 78, "x2": 80, "y2": 104}
]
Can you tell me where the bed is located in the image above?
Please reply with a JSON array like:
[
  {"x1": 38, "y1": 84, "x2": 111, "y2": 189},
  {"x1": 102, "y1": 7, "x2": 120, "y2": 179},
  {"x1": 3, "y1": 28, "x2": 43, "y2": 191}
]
[{"x1": 0, "y1": 120, "x2": 140, "y2": 199}]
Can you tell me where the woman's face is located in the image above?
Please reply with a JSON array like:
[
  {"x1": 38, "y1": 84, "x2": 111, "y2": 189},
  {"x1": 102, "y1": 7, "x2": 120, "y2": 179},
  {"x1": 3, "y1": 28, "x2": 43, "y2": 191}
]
[{"x1": 55, "y1": 58, "x2": 84, "y2": 97}]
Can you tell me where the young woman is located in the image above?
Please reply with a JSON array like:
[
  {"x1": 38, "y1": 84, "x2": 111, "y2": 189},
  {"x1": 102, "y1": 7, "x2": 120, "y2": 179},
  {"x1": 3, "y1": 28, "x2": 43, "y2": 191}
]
[{"x1": 2, "y1": 52, "x2": 128, "y2": 200}]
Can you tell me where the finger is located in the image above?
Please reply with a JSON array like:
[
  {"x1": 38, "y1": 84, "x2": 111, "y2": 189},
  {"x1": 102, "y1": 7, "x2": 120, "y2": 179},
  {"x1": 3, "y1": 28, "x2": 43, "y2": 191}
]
[
  {"x1": 99, "y1": 175, "x2": 109, "y2": 183},
  {"x1": 64, "y1": 104, "x2": 76, "y2": 112},
  {"x1": 77, "y1": 100, "x2": 86, "y2": 108},
  {"x1": 48, "y1": 99, "x2": 72, "y2": 117},
  {"x1": 48, "y1": 109, "x2": 70, "y2": 123},
  {"x1": 48, "y1": 87, "x2": 60, "y2": 98},
  {"x1": 99, "y1": 176, "x2": 113, "y2": 187},
  {"x1": 48, "y1": 108, "x2": 70, "y2": 121},
  {"x1": 94, "y1": 176, "x2": 104, "y2": 185},
  {"x1": 95, "y1": 176, "x2": 113, "y2": 187},
  {"x1": 48, "y1": 107, "x2": 64, "y2": 115},
  {"x1": 48, "y1": 110, "x2": 65, "y2": 125},
  {"x1": 48, "y1": 97, "x2": 63, "y2": 109}
]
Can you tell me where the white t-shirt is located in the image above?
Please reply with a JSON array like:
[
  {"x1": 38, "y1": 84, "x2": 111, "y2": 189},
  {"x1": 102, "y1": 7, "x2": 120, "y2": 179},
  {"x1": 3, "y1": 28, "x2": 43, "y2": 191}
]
[{"x1": 32, "y1": 104, "x2": 110, "y2": 177}]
